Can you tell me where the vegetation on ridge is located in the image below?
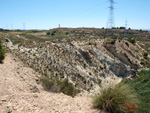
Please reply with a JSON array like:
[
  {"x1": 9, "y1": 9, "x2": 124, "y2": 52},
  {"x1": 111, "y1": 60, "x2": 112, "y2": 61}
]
[{"x1": 0, "y1": 38, "x2": 5, "y2": 63}]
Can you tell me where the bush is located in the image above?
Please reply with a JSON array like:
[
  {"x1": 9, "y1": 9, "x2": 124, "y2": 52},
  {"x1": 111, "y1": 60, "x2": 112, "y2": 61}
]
[
  {"x1": 40, "y1": 75, "x2": 55, "y2": 91},
  {"x1": 125, "y1": 70, "x2": 150, "y2": 112},
  {"x1": 51, "y1": 31, "x2": 57, "y2": 36},
  {"x1": 87, "y1": 42, "x2": 93, "y2": 45},
  {"x1": 105, "y1": 37, "x2": 112, "y2": 42},
  {"x1": 140, "y1": 59, "x2": 150, "y2": 68},
  {"x1": 59, "y1": 79, "x2": 80, "y2": 97},
  {"x1": 120, "y1": 27, "x2": 125, "y2": 29},
  {"x1": 143, "y1": 52, "x2": 148, "y2": 59},
  {"x1": 128, "y1": 37, "x2": 136, "y2": 44},
  {"x1": 92, "y1": 82, "x2": 138, "y2": 113},
  {"x1": 47, "y1": 32, "x2": 50, "y2": 35},
  {"x1": 0, "y1": 38, "x2": 5, "y2": 63},
  {"x1": 40, "y1": 75, "x2": 80, "y2": 97},
  {"x1": 105, "y1": 38, "x2": 116, "y2": 44},
  {"x1": 65, "y1": 32, "x2": 69, "y2": 35}
]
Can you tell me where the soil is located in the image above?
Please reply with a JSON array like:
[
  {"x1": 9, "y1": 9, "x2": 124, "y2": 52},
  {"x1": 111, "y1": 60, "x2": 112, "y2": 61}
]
[{"x1": 0, "y1": 53, "x2": 100, "y2": 113}]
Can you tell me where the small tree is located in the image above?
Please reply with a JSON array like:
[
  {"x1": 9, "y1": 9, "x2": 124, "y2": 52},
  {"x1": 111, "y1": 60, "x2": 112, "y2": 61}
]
[
  {"x1": 47, "y1": 32, "x2": 50, "y2": 35},
  {"x1": 0, "y1": 38, "x2": 5, "y2": 63},
  {"x1": 51, "y1": 31, "x2": 56, "y2": 36},
  {"x1": 65, "y1": 32, "x2": 69, "y2": 35},
  {"x1": 143, "y1": 52, "x2": 148, "y2": 59}
]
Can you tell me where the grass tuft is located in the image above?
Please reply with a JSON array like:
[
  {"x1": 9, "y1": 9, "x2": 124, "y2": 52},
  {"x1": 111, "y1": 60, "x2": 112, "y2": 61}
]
[{"x1": 92, "y1": 82, "x2": 138, "y2": 113}]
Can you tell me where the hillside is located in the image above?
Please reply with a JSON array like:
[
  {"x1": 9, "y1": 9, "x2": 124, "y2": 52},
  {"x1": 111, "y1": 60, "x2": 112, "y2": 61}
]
[
  {"x1": 0, "y1": 53, "x2": 99, "y2": 113},
  {"x1": 1, "y1": 28, "x2": 150, "y2": 91},
  {"x1": 0, "y1": 28, "x2": 150, "y2": 112}
]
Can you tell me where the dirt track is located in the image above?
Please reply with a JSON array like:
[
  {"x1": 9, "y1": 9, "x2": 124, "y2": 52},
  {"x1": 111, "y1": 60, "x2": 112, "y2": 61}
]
[{"x1": 0, "y1": 53, "x2": 99, "y2": 113}]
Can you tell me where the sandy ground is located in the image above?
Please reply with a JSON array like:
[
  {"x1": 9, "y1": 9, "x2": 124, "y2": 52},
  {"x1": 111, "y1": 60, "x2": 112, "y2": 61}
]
[{"x1": 0, "y1": 53, "x2": 100, "y2": 113}]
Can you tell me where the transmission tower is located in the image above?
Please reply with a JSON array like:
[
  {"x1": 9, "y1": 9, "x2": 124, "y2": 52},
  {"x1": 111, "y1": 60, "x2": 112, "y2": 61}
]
[
  {"x1": 23, "y1": 23, "x2": 25, "y2": 30},
  {"x1": 124, "y1": 19, "x2": 128, "y2": 38},
  {"x1": 6, "y1": 24, "x2": 8, "y2": 29},
  {"x1": 107, "y1": 0, "x2": 115, "y2": 29},
  {"x1": 11, "y1": 24, "x2": 13, "y2": 30}
]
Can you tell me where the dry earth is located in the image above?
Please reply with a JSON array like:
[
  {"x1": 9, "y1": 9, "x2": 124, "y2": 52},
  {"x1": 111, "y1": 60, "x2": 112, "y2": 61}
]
[{"x1": 0, "y1": 53, "x2": 100, "y2": 113}]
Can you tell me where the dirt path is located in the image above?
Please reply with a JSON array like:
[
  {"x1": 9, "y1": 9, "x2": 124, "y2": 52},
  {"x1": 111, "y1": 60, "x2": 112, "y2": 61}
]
[{"x1": 0, "y1": 53, "x2": 99, "y2": 113}]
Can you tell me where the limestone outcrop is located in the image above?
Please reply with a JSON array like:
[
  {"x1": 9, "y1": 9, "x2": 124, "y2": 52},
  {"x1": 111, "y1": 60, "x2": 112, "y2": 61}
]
[{"x1": 4, "y1": 37, "x2": 143, "y2": 90}]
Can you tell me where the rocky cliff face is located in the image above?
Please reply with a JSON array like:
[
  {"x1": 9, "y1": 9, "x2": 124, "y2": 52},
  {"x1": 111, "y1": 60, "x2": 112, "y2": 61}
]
[{"x1": 4, "y1": 35, "x2": 144, "y2": 91}]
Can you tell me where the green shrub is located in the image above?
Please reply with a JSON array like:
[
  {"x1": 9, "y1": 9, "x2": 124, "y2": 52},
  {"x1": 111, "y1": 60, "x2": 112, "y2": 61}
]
[
  {"x1": 128, "y1": 37, "x2": 136, "y2": 44},
  {"x1": 66, "y1": 40, "x2": 71, "y2": 43},
  {"x1": 105, "y1": 38, "x2": 116, "y2": 44},
  {"x1": 125, "y1": 70, "x2": 150, "y2": 112},
  {"x1": 87, "y1": 42, "x2": 93, "y2": 45},
  {"x1": 47, "y1": 32, "x2": 50, "y2": 35},
  {"x1": 117, "y1": 37, "x2": 123, "y2": 41},
  {"x1": 120, "y1": 27, "x2": 125, "y2": 29},
  {"x1": 60, "y1": 79, "x2": 80, "y2": 97},
  {"x1": 0, "y1": 38, "x2": 5, "y2": 63},
  {"x1": 65, "y1": 32, "x2": 69, "y2": 35},
  {"x1": 40, "y1": 75, "x2": 80, "y2": 97},
  {"x1": 125, "y1": 42, "x2": 129, "y2": 47},
  {"x1": 143, "y1": 52, "x2": 148, "y2": 59},
  {"x1": 51, "y1": 31, "x2": 57, "y2": 36},
  {"x1": 140, "y1": 60, "x2": 150, "y2": 68},
  {"x1": 40, "y1": 75, "x2": 55, "y2": 90},
  {"x1": 105, "y1": 37, "x2": 112, "y2": 42},
  {"x1": 92, "y1": 82, "x2": 138, "y2": 113}
]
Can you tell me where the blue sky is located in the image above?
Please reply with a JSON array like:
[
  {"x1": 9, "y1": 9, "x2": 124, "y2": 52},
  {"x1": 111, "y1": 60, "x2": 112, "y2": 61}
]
[{"x1": 1, "y1": 0, "x2": 150, "y2": 30}]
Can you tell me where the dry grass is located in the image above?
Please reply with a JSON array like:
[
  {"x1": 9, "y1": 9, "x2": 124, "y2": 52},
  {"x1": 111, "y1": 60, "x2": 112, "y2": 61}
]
[{"x1": 92, "y1": 82, "x2": 138, "y2": 113}]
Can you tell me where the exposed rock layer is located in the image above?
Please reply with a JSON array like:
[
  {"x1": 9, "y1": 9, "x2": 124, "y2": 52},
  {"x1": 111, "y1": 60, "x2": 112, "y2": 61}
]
[{"x1": 4, "y1": 37, "x2": 143, "y2": 90}]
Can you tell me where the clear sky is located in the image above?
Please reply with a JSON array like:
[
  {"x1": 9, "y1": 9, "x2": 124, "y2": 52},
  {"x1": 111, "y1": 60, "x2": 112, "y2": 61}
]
[{"x1": 1, "y1": 0, "x2": 150, "y2": 30}]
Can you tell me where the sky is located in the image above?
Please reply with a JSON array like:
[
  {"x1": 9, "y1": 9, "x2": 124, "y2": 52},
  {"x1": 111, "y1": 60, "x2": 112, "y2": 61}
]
[{"x1": 1, "y1": 0, "x2": 150, "y2": 30}]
